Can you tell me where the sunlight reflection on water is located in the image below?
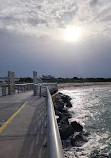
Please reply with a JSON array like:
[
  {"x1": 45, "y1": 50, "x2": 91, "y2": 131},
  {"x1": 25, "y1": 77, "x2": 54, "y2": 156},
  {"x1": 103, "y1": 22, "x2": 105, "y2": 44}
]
[{"x1": 60, "y1": 86, "x2": 111, "y2": 158}]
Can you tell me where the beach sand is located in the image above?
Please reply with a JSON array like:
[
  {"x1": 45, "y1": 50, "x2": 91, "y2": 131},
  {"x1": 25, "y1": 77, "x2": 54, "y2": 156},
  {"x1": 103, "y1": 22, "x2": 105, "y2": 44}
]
[{"x1": 58, "y1": 82, "x2": 111, "y2": 90}]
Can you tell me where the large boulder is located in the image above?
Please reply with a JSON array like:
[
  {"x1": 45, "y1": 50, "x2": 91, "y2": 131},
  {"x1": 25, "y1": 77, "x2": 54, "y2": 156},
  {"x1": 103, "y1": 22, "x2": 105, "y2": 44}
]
[
  {"x1": 66, "y1": 102, "x2": 72, "y2": 108},
  {"x1": 71, "y1": 132, "x2": 83, "y2": 146},
  {"x1": 59, "y1": 124, "x2": 74, "y2": 139},
  {"x1": 61, "y1": 109, "x2": 72, "y2": 118},
  {"x1": 71, "y1": 121, "x2": 83, "y2": 132},
  {"x1": 55, "y1": 99, "x2": 64, "y2": 112},
  {"x1": 50, "y1": 88, "x2": 58, "y2": 95},
  {"x1": 54, "y1": 103, "x2": 59, "y2": 110},
  {"x1": 55, "y1": 110, "x2": 62, "y2": 117},
  {"x1": 59, "y1": 116, "x2": 69, "y2": 125},
  {"x1": 61, "y1": 94, "x2": 71, "y2": 103},
  {"x1": 71, "y1": 132, "x2": 88, "y2": 146},
  {"x1": 59, "y1": 112, "x2": 69, "y2": 119},
  {"x1": 59, "y1": 93, "x2": 72, "y2": 108}
]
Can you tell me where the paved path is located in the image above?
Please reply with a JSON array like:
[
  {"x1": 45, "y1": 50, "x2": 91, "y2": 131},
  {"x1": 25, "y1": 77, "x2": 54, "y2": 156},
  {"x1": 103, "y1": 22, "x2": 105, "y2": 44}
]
[{"x1": 0, "y1": 92, "x2": 48, "y2": 158}]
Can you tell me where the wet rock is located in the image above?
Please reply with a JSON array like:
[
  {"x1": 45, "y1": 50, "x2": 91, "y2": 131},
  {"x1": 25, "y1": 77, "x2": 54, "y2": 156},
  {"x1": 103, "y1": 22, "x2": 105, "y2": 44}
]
[
  {"x1": 83, "y1": 131, "x2": 90, "y2": 137},
  {"x1": 59, "y1": 116, "x2": 69, "y2": 125},
  {"x1": 59, "y1": 124, "x2": 74, "y2": 140},
  {"x1": 71, "y1": 121, "x2": 83, "y2": 132},
  {"x1": 50, "y1": 88, "x2": 58, "y2": 95},
  {"x1": 61, "y1": 94, "x2": 71, "y2": 103},
  {"x1": 60, "y1": 113, "x2": 69, "y2": 119},
  {"x1": 54, "y1": 103, "x2": 59, "y2": 110},
  {"x1": 66, "y1": 102, "x2": 72, "y2": 108},
  {"x1": 54, "y1": 92, "x2": 89, "y2": 148},
  {"x1": 55, "y1": 99, "x2": 64, "y2": 112},
  {"x1": 71, "y1": 131, "x2": 88, "y2": 146},
  {"x1": 55, "y1": 110, "x2": 62, "y2": 117},
  {"x1": 61, "y1": 109, "x2": 68, "y2": 114},
  {"x1": 55, "y1": 109, "x2": 70, "y2": 123},
  {"x1": 71, "y1": 132, "x2": 84, "y2": 146},
  {"x1": 59, "y1": 93, "x2": 72, "y2": 108},
  {"x1": 62, "y1": 139, "x2": 71, "y2": 148},
  {"x1": 61, "y1": 109, "x2": 72, "y2": 118}
]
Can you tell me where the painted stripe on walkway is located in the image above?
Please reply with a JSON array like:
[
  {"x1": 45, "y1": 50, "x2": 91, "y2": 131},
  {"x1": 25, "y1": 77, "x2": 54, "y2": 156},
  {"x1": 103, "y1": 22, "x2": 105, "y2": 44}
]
[{"x1": 0, "y1": 101, "x2": 27, "y2": 133}]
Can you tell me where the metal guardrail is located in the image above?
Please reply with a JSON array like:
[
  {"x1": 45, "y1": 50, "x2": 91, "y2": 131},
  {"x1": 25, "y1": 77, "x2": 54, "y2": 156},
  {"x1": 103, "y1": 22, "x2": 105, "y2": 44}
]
[
  {"x1": 0, "y1": 74, "x2": 65, "y2": 157},
  {"x1": 47, "y1": 87, "x2": 64, "y2": 158},
  {"x1": 15, "y1": 83, "x2": 33, "y2": 93},
  {"x1": 32, "y1": 82, "x2": 64, "y2": 158},
  {"x1": 0, "y1": 83, "x2": 34, "y2": 96}
]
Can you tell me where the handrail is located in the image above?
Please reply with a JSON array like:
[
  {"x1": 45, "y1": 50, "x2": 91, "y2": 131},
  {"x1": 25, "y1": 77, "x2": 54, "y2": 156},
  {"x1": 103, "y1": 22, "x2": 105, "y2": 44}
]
[
  {"x1": 15, "y1": 83, "x2": 33, "y2": 86},
  {"x1": 47, "y1": 87, "x2": 64, "y2": 158}
]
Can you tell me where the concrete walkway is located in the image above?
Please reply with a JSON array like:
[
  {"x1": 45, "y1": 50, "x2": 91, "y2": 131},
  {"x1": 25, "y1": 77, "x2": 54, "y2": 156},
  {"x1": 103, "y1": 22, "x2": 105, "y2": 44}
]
[{"x1": 0, "y1": 92, "x2": 48, "y2": 158}]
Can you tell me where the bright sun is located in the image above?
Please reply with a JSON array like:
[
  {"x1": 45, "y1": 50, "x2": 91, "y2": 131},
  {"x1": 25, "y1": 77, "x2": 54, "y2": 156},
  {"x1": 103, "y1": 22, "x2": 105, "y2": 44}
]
[{"x1": 64, "y1": 26, "x2": 82, "y2": 42}]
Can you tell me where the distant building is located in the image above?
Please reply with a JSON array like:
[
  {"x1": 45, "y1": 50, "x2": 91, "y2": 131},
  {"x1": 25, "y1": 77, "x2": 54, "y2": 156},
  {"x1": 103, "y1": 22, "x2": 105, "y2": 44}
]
[{"x1": 42, "y1": 75, "x2": 55, "y2": 80}]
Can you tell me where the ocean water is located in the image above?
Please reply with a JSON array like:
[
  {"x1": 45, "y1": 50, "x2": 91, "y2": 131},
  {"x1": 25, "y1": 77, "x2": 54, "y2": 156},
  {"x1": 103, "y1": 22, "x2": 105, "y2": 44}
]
[{"x1": 60, "y1": 86, "x2": 111, "y2": 158}]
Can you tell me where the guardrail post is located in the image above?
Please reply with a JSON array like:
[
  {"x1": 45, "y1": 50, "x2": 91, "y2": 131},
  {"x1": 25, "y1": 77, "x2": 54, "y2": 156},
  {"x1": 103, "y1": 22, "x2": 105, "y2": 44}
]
[
  {"x1": 22, "y1": 85, "x2": 24, "y2": 92},
  {"x1": 39, "y1": 86, "x2": 42, "y2": 97},
  {"x1": 8, "y1": 71, "x2": 15, "y2": 95},
  {"x1": 33, "y1": 71, "x2": 38, "y2": 96},
  {"x1": 31, "y1": 84, "x2": 32, "y2": 90},
  {"x1": 17, "y1": 86, "x2": 20, "y2": 93},
  {"x1": 27, "y1": 84, "x2": 30, "y2": 91},
  {"x1": 24, "y1": 85, "x2": 26, "y2": 92}
]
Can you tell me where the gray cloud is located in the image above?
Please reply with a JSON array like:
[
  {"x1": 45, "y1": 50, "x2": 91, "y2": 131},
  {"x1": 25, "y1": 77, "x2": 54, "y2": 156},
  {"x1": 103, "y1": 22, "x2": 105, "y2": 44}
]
[
  {"x1": 101, "y1": 15, "x2": 111, "y2": 22},
  {"x1": 89, "y1": 0, "x2": 99, "y2": 7},
  {"x1": 56, "y1": 6, "x2": 78, "y2": 27},
  {"x1": 0, "y1": 0, "x2": 111, "y2": 40},
  {"x1": 28, "y1": 17, "x2": 47, "y2": 26},
  {"x1": 0, "y1": 0, "x2": 111, "y2": 77}
]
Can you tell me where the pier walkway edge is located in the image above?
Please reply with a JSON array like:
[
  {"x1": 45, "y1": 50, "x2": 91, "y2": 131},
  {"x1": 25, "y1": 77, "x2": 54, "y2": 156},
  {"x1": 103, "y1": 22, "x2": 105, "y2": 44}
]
[{"x1": 0, "y1": 71, "x2": 64, "y2": 158}]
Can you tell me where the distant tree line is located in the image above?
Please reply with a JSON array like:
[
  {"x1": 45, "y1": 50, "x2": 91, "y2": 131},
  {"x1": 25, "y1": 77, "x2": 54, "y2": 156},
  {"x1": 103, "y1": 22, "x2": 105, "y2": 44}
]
[
  {"x1": 42, "y1": 77, "x2": 111, "y2": 83},
  {"x1": 18, "y1": 76, "x2": 111, "y2": 83},
  {"x1": 18, "y1": 77, "x2": 33, "y2": 83}
]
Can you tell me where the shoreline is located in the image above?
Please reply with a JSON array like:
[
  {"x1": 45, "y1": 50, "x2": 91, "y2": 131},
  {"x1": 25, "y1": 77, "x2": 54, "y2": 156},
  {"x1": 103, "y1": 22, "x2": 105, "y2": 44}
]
[{"x1": 58, "y1": 82, "x2": 111, "y2": 90}]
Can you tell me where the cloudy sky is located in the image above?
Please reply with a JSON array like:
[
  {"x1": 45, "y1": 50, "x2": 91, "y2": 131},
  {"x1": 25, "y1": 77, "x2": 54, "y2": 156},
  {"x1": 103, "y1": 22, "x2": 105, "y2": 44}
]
[{"x1": 0, "y1": 0, "x2": 111, "y2": 78}]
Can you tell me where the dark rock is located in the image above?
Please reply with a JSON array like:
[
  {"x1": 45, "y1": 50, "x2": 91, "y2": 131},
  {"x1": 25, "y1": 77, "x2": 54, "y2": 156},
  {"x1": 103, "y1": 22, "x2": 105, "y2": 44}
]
[
  {"x1": 83, "y1": 131, "x2": 90, "y2": 137},
  {"x1": 71, "y1": 121, "x2": 83, "y2": 132},
  {"x1": 54, "y1": 103, "x2": 59, "y2": 110},
  {"x1": 62, "y1": 139, "x2": 71, "y2": 148},
  {"x1": 61, "y1": 109, "x2": 72, "y2": 118},
  {"x1": 58, "y1": 92, "x2": 63, "y2": 95},
  {"x1": 55, "y1": 99, "x2": 64, "y2": 112},
  {"x1": 55, "y1": 110, "x2": 70, "y2": 124},
  {"x1": 60, "y1": 113, "x2": 69, "y2": 119},
  {"x1": 61, "y1": 109, "x2": 68, "y2": 114},
  {"x1": 59, "y1": 116, "x2": 69, "y2": 125},
  {"x1": 59, "y1": 124, "x2": 74, "y2": 139},
  {"x1": 66, "y1": 102, "x2": 72, "y2": 108},
  {"x1": 71, "y1": 132, "x2": 84, "y2": 146},
  {"x1": 61, "y1": 94, "x2": 71, "y2": 103},
  {"x1": 50, "y1": 88, "x2": 58, "y2": 95},
  {"x1": 55, "y1": 110, "x2": 62, "y2": 117},
  {"x1": 57, "y1": 117, "x2": 61, "y2": 123}
]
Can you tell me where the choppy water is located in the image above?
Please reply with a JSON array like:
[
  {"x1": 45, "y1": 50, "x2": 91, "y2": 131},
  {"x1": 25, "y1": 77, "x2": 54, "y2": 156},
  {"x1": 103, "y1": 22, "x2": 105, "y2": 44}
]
[{"x1": 60, "y1": 86, "x2": 111, "y2": 158}]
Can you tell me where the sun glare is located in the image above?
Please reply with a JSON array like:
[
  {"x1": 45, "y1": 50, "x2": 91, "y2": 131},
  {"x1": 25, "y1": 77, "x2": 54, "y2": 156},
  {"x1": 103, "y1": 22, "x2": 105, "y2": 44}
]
[{"x1": 64, "y1": 26, "x2": 82, "y2": 42}]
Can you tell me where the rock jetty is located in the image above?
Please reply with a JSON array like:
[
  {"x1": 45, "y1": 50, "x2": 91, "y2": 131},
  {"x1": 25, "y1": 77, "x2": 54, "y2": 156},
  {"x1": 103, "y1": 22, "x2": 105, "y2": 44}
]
[{"x1": 53, "y1": 92, "x2": 89, "y2": 147}]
